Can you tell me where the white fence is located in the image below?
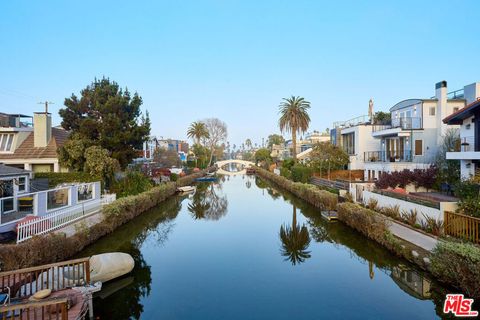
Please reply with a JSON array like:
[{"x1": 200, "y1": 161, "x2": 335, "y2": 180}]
[
  {"x1": 101, "y1": 193, "x2": 116, "y2": 205},
  {"x1": 16, "y1": 199, "x2": 101, "y2": 243}
]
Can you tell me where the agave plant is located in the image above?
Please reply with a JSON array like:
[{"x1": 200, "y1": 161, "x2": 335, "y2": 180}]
[{"x1": 401, "y1": 209, "x2": 418, "y2": 226}]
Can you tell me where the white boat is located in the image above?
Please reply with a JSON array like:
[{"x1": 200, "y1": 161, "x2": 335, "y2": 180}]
[
  {"x1": 177, "y1": 186, "x2": 196, "y2": 193},
  {"x1": 89, "y1": 252, "x2": 135, "y2": 283}
]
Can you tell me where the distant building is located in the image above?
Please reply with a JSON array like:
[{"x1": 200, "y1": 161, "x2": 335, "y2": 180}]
[
  {"x1": 156, "y1": 139, "x2": 189, "y2": 154},
  {"x1": 0, "y1": 111, "x2": 69, "y2": 172}
]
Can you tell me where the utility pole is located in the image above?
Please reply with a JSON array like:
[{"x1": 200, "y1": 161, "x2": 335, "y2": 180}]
[{"x1": 38, "y1": 101, "x2": 54, "y2": 113}]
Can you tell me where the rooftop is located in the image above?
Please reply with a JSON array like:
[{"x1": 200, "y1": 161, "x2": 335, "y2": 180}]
[
  {"x1": 443, "y1": 99, "x2": 480, "y2": 125},
  {"x1": 0, "y1": 163, "x2": 31, "y2": 177}
]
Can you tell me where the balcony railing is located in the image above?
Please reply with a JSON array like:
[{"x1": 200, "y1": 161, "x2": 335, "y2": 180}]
[
  {"x1": 372, "y1": 117, "x2": 422, "y2": 132},
  {"x1": 459, "y1": 136, "x2": 476, "y2": 152},
  {"x1": 364, "y1": 150, "x2": 412, "y2": 162}
]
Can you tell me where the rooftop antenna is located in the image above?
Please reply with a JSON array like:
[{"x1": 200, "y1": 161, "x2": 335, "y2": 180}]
[{"x1": 38, "y1": 101, "x2": 54, "y2": 113}]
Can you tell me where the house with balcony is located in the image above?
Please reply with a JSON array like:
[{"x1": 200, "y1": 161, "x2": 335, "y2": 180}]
[
  {"x1": 363, "y1": 81, "x2": 468, "y2": 181},
  {"x1": 0, "y1": 111, "x2": 70, "y2": 172},
  {"x1": 331, "y1": 115, "x2": 378, "y2": 170},
  {"x1": 442, "y1": 82, "x2": 480, "y2": 179}
]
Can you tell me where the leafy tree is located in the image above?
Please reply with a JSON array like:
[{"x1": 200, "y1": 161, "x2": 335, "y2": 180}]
[
  {"x1": 203, "y1": 118, "x2": 228, "y2": 166},
  {"x1": 435, "y1": 128, "x2": 461, "y2": 186},
  {"x1": 267, "y1": 134, "x2": 285, "y2": 148},
  {"x1": 153, "y1": 148, "x2": 181, "y2": 168},
  {"x1": 84, "y1": 146, "x2": 120, "y2": 185},
  {"x1": 57, "y1": 133, "x2": 93, "y2": 171},
  {"x1": 373, "y1": 111, "x2": 391, "y2": 124},
  {"x1": 59, "y1": 77, "x2": 150, "y2": 169},
  {"x1": 191, "y1": 144, "x2": 210, "y2": 168},
  {"x1": 279, "y1": 205, "x2": 311, "y2": 265},
  {"x1": 278, "y1": 96, "x2": 311, "y2": 162},
  {"x1": 309, "y1": 142, "x2": 349, "y2": 177},
  {"x1": 255, "y1": 148, "x2": 272, "y2": 164},
  {"x1": 112, "y1": 170, "x2": 153, "y2": 198},
  {"x1": 187, "y1": 121, "x2": 210, "y2": 145}
]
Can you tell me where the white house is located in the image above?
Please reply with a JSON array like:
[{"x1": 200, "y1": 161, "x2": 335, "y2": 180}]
[
  {"x1": 363, "y1": 81, "x2": 467, "y2": 181},
  {"x1": 443, "y1": 82, "x2": 480, "y2": 179},
  {"x1": 331, "y1": 115, "x2": 378, "y2": 170}
]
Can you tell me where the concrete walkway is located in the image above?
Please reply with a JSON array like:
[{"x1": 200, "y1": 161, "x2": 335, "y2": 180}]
[
  {"x1": 55, "y1": 210, "x2": 103, "y2": 237},
  {"x1": 388, "y1": 220, "x2": 438, "y2": 252}
]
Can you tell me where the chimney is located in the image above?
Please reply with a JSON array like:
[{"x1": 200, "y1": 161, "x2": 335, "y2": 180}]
[
  {"x1": 33, "y1": 112, "x2": 52, "y2": 148},
  {"x1": 435, "y1": 81, "x2": 448, "y2": 144}
]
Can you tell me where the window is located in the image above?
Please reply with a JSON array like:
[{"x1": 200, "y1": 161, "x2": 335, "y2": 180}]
[
  {"x1": 429, "y1": 107, "x2": 436, "y2": 116},
  {"x1": 453, "y1": 107, "x2": 460, "y2": 113},
  {"x1": 0, "y1": 134, "x2": 14, "y2": 152},
  {"x1": 415, "y1": 140, "x2": 423, "y2": 156},
  {"x1": 342, "y1": 133, "x2": 355, "y2": 155},
  {"x1": 18, "y1": 177, "x2": 26, "y2": 192}
]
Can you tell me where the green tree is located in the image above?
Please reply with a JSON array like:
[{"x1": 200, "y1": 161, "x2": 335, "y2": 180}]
[
  {"x1": 191, "y1": 144, "x2": 210, "y2": 168},
  {"x1": 278, "y1": 96, "x2": 311, "y2": 162},
  {"x1": 309, "y1": 142, "x2": 349, "y2": 178},
  {"x1": 187, "y1": 121, "x2": 210, "y2": 145},
  {"x1": 84, "y1": 146, "x2": 120, "y2": 185},
  {"x1": 153, "y1": 148, "x2": 181, "y2": 168},
  {"x1": 267, "y1": 133, "x2": 285, "y2": 148},
  {"x1": 279, "y1": 205, "x2": 311, "y2": 265},
  {"x1": 255, "y1": 148, "x2": 272, "y2": 167},
  {"x1": 435, "y1": 128, "x2": 461, "y2": 186},
  {"x1": 373, "y1": 111, "x2": 391, "y2": 124},
  {"x1": 59, "y1": 77, "x2": 150, "y2": 169},
  {"x1": 57, "y1": 133, "x2": 93, "y2": 171}
]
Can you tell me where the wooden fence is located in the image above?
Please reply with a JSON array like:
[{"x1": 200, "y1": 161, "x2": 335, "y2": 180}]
[{"x1": 444, "y1": 211, "x2": 480, "y2": 244}]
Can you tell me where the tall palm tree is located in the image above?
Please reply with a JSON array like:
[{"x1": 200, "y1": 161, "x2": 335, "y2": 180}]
[
  {"x1": 279, "y1": 205, "x2": 311, "y2": 265},
  {"x1": 187, "y1": 121, "x2": 209, "y2": 145},
  {"x1": 278, "y1": 96, "x2": 311, "y2": 161},
  {"x1": 245, "y1": 139, "x2": 252, "y2": 150}
]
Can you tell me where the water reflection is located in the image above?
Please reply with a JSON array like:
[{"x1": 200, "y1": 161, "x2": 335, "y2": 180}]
[
  {"x1": 279, "y1": 205, "x2": 312, "y2": 265},
  {"x1": 188, "y1": 182, "x2": 228, "y2": 220},
  {"x1": 391, "y1": 265, "x2": 431, "y2": 299}
]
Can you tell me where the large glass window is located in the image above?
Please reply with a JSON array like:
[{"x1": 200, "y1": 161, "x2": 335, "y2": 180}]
[
  {"x1": 47, "y1": 188, "x2": 69, "y2": 210},
  {"x1": 342, "y1": 133, "x2": 355, "y2": 155},
  {"x1": 78, "y1": 184, "x2": 93, "y2": 202}
]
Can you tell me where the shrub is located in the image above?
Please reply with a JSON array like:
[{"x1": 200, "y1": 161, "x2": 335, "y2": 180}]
[
  {"x1": 256, "y1": 168, "x2": 337, "y2": 211},
  {"x1": 290, "y1": 164, "x2": 313, "y2": 183},
  {"x1": 374, "y1": 166, "x2": 438, "y2": 190},
  {"x1": 170, "y1": 173, "x2": 178, "y2": 182},
  {"x1": 420, "y1": 214, "x2": 443, "y2": 236},
  {"x1": 401, "y1": 209, "x2": 418, "y2": 226},
  {"x1": 111, "y1": 170, "x2": 153, "y2": 198},
  {"x1": 34, "y1": 172, "x2": 102, "y2": 188},
  {"x1": 366, "y1": 198, "x2": 379, "y2": 211},
  {"x1": 337, "y1": 202, "x2": 390, "y2": 246},
  {"x1": 381, "y1": 205, "x2": 400, "y2": 219},
  {"x1": 431, "y1": 241, "x2": 480, "y2": 299},
  {"x1": 280, "y1": 167, "x2": 291, "y2": 179}
]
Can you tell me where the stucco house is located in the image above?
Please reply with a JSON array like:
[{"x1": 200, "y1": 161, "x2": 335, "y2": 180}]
[{"x1": 0, "y1": 111, "x2": 69, "y2": 172}]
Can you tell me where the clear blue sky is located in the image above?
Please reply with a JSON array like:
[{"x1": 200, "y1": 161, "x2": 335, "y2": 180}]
[{"x1": 1, "y1": 0, "x2": 479, "y2": 146}]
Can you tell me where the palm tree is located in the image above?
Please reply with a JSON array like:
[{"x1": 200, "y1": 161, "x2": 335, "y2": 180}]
[
  {"x1": 187, "y1": 121, "x2": 209, "y2": 145},
  {"x1": 278, "y1": 96, "x2": 311, "y2": 161},
  {"x1": 245, "y1": 139, "x2": 252, "y2": 150},
  {"x1": 279, "y1": 205, "x2": 311, "y2": 265}
]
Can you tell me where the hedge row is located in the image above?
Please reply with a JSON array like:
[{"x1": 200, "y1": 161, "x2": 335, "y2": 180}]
[
  {"x1": 33, "y1": 172, "x2": 102, "y2": 188},
  {"x1": 0, "y1": 171, "x2": 205, "y2": 271},
  {"x1": 256, "y1": 168, "x2": 337, "y2": 211}
]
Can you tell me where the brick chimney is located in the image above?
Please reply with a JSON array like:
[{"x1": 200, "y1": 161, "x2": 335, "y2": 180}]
[{"x1": 33, "y1": 112, "x2": 52, "y2": 148}]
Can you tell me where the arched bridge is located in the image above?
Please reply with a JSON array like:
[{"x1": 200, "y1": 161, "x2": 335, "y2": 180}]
[{"x1": 215, "y1": 159, "x2": 255, "y2": 175}]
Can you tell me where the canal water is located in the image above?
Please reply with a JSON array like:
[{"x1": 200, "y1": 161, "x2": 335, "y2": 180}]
[{"x1": 79, "y1": 175, "x2": 451, "y2": 319}]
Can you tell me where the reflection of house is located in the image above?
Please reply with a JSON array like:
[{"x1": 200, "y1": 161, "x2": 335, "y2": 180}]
[
  {"x1": 443, "y1": 86, "x2": 480, "y2": 179},
  {"x1": 0, "y1": 111, "x2": 69, "y2": 172},
  {"x1": 391, "y1": 265, "x2": 431, "y2": 299},
  {"x1": 363, "y1": 81, "x2": 470, "y2": 181}
]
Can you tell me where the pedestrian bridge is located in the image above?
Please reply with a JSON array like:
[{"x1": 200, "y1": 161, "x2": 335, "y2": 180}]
[{"x1": 215, "y1": 159, "x2": 255, "y2": 175}]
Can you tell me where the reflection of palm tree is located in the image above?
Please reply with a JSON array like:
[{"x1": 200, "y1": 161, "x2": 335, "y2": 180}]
[
  {"x1": 246, "y1": 181, "x2": 251, "y2": 189},
  {"x1": 279, "y1": 205, "x2": 311, "y2": 265},
  {"x1": 187, "y1": 182, "x2": 228, "y2": 220}
]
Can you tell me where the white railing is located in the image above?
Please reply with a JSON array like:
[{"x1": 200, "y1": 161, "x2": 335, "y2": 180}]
[
  {"x1": 16, "y1": 199, "x2": 101, "y2": 243},
  {"x1": 101, "y1": 193, "x2": 116, "y2": 205}
]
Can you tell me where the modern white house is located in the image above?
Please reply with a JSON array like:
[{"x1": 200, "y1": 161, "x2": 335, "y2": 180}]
[
  {"x1": 0, "y1": 111, "x2": 70, "y2": 172},
  {"x1": 443, "y1": 83, "x2": 480, "y2": 179},
  {"x1": 331, "y1": 115, "x2": 378, "y2": 170},
  {"x1": 363, "y1": 81, "x2": 467, "y2": 181}
]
